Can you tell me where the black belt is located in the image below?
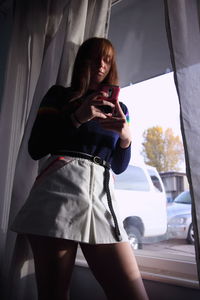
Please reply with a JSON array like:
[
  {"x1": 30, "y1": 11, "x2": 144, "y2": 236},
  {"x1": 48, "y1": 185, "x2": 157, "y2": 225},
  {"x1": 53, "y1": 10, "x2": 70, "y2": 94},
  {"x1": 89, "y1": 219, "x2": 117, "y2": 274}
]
[
  {"x1": 51, "y1": 150, "x2": 122, "y2": 242},
  {"x1": 52, "y1": 150, "x2": 111, "y2": 169}
]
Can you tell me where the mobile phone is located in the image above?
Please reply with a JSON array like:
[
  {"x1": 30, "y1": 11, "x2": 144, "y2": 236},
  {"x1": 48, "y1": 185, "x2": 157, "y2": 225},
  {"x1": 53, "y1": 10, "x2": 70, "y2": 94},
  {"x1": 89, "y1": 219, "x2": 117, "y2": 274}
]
[
  {"x1": 100, "y1": 84, "x2": 120, "y2": 103},
  {"x1": 98, "y1": 85, "x2": 120, "y2": 113}
]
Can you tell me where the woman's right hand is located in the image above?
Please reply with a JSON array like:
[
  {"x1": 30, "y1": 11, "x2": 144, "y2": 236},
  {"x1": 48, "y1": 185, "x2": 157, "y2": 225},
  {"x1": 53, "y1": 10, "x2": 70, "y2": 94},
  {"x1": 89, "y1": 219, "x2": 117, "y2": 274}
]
[{"x1": 73, "y1": 91, "x2": 115, "y2": 125}]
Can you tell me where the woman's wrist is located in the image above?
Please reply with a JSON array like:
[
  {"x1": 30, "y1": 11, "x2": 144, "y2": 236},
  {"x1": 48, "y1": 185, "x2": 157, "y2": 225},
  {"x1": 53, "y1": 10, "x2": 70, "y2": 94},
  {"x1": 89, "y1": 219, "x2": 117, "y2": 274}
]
[
  {"x1": 119, "y1": 138, "x2": 132, "y2": 149},
  {"x1": 71, "y1": 113, "x2": 82, "y2": 128},
  {"x1": 73, "y1": 112, "x2": 83, "y2": 125}
]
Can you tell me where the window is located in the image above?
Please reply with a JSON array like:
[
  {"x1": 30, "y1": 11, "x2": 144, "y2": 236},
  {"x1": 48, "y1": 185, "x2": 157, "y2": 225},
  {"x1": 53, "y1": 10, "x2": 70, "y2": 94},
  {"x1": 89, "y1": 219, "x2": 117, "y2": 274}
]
[
  {"x1": 114, "y1": 165, "x2": 150, "y2": 191},
  {"x1": 174, "y1": 191, "x2": 191, "y2": 204},
  {"x1": 147, "y1": 168, "x2": 163, "y2": 192},
  {"x1": 117, "y1": 73, "x2": 198, "y2": 288}
]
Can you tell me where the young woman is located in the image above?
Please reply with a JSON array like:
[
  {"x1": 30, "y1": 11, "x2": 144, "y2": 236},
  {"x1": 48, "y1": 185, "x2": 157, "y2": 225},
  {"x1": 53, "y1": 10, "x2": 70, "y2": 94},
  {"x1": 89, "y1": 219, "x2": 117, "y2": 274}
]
[{"x1": 12, "y1": 37, "x2": 149, "y2": 300}]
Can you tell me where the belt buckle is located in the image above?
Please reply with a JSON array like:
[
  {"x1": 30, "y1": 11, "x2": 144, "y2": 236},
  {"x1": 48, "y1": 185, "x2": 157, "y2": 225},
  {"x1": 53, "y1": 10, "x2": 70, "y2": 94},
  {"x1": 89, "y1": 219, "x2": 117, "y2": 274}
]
[{"x1": 93, "y1": 156, "x2": 101, "y2": 165}]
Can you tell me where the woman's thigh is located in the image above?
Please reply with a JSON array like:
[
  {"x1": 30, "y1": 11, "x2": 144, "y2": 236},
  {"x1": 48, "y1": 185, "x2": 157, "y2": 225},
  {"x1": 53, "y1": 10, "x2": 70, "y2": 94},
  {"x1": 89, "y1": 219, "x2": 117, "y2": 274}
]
[
  {"x1": 28, "y1": 235, "x2": 78, "y2": 300},
  {"x1": 80, "y1": 242, "x2": 148, "y2": 300}
]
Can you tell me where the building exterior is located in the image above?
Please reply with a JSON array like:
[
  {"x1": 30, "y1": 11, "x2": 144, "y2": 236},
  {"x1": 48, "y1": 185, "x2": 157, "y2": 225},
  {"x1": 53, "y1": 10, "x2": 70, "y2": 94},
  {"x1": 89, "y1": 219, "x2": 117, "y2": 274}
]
[{"x1": 160, "y1": 171, "x2": 189, "y2": 202}]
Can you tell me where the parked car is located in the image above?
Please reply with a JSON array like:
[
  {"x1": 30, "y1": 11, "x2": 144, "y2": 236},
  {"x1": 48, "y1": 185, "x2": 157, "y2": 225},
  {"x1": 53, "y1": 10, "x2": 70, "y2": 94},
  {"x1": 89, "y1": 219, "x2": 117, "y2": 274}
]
[
  {"x1": 167, "y1": 190, "x2": 194, "y2": 244},
  {"x1": 114, "y1": 163, "x2": 167, "y2": 249}
]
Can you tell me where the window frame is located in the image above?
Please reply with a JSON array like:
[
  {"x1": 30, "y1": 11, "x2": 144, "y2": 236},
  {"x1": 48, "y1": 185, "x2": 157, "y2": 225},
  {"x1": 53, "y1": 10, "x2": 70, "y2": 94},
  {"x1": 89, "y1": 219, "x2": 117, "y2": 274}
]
[
  {"x1": 75, "y1": 246, "x2": 199, "y2": 289},
  {"x1": 135, "y1": 249, "x2": 198, "y2": 289}
]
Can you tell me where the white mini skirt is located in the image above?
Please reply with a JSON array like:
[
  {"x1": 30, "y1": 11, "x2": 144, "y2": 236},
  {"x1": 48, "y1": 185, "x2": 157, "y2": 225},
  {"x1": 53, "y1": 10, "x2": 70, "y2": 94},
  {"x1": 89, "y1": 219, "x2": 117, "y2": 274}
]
[{"x1": 11, "y1": 155, "x2": 128, "y2": 244}]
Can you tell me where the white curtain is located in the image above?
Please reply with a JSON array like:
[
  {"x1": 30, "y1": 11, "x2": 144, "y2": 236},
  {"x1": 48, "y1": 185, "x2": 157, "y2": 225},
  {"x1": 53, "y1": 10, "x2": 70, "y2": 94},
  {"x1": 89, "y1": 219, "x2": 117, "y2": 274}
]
[
  {"x1": 164, "y1": 0, "x2": 200, "y2": 282},
  {"x1": 0, "y1": 0, "x2": 112, "y2": 299}
]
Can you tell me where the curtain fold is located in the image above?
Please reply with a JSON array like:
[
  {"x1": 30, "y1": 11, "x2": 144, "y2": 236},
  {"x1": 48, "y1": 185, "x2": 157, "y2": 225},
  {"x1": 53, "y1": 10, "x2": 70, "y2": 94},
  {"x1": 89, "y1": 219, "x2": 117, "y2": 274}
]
[
  {"x1": 0, "y1": 1, "x2": 112, "y2": 299},
  {"x1": 164, "y1": 0, "x2": 200, "y2": 283}
]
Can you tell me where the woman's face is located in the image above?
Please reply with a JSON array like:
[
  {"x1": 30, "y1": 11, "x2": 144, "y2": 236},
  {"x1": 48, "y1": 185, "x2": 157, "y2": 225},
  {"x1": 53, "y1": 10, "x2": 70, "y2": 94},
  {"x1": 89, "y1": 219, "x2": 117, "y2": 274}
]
[{"x1": 89, "y1": 52, "x2": 112, "y2": 88}]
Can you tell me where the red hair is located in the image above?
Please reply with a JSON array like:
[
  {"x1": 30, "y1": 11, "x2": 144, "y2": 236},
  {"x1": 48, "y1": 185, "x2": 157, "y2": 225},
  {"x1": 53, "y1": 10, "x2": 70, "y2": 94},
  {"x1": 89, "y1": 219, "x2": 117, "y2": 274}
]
[{"x1": 70, "y1": 37, "x2": 119, "y2": 101}]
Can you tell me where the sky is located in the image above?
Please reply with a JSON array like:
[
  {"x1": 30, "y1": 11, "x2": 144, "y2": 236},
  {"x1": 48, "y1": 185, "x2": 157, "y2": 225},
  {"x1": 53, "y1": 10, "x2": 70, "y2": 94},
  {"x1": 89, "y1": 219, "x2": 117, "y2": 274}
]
[{"x1": 118, "y1": 72, "x2": 185, "y2": 169}]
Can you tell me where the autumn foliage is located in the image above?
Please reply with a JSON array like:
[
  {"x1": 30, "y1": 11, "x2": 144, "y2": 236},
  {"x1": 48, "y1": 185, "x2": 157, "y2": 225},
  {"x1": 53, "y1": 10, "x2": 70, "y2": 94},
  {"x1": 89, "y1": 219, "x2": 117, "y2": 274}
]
[{"x1": 142, "y1": 126, "x2": 184, "y2": 172}]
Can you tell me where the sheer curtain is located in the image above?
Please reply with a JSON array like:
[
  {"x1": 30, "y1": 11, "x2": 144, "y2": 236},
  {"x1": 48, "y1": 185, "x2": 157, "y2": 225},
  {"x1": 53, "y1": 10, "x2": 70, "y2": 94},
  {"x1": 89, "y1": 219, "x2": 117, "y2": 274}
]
[
  {"x1": 0, "y1": 0, "x2": 112, "y2": 299},
  {"x1": 164, "y1": 0, "x2": 200, "y2": 283}
]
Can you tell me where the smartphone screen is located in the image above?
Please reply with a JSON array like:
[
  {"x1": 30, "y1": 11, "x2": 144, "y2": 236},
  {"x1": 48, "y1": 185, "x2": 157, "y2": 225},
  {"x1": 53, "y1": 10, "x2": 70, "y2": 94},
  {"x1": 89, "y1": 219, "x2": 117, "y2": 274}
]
[
  {"x1": 98, "y1": 85, "x2": 120, "y2": 114},
  {"x1": 100, "y1": 85, "x2": 120, "y2": 103}
]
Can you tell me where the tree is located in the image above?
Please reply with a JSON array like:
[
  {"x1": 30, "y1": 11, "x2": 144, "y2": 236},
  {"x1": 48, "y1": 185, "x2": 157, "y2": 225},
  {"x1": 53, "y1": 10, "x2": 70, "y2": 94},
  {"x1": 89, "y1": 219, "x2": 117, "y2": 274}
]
[{"x1": 142, "y1": 126, "x2": 184, "y2": 172}]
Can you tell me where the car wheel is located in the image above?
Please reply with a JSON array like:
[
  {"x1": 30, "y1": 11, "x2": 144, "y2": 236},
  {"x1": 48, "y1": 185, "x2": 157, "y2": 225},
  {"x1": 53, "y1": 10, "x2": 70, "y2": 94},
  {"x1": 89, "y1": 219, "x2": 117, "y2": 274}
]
[
  {"x1": 125, "y1": 226, "x2": 142, "y2": 250},
  {"x1": 187, "y1": 224, "x2": 194, "y2": 244}
]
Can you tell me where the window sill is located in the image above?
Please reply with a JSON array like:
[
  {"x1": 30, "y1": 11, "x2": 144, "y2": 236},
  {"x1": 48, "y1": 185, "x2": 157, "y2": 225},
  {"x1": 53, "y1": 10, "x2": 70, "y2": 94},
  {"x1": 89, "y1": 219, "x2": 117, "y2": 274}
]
[
  {"x1": 135, "y1": 249, "x2": 199, "y2": 289},
  {"x1": 75, "y1": 247, "x2": 199, "y2": 289}
]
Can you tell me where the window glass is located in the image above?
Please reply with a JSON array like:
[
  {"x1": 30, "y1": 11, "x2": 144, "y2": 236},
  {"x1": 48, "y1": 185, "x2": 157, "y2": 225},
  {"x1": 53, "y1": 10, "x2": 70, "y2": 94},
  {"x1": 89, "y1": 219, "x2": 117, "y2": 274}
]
[
  {"x1": 174, "y1": 191, "x2": 191, "y2": 204},
  {"x1": 114, "y1": 165, "x2": 150, "y2": 191},
  {"x1": 116, "y1": 73, "x2": 197, "y2": 286},
  {"x1": 147, "y1": 168, "x2": 163, "y2": 192}
]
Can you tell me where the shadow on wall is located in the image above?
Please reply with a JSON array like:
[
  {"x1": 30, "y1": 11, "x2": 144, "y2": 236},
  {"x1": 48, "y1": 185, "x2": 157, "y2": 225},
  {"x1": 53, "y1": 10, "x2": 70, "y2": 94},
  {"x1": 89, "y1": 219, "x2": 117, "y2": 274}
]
[
  {"x1": 1, "y1": 235, "x2": 36, "y2": 300},
  {"x1": 108, "y1": 0, "x2": 172, "y2": 87}
]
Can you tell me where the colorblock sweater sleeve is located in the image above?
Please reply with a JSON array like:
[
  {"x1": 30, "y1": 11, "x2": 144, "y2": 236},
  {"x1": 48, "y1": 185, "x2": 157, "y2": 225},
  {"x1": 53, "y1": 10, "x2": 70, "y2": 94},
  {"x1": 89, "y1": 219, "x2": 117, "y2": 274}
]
[
  {"x1": 28, "y1": 85, "x2": 77, "y2": 160},
  {"x1": 111, "y1": 102, "x2": 131, "y2": 174}
]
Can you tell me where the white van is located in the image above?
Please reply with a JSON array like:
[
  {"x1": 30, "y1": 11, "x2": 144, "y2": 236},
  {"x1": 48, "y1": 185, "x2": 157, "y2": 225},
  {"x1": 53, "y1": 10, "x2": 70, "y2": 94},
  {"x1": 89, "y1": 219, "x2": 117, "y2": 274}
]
[{"x1": 114, "y1": 163, "x2": 167, "y2": 249}]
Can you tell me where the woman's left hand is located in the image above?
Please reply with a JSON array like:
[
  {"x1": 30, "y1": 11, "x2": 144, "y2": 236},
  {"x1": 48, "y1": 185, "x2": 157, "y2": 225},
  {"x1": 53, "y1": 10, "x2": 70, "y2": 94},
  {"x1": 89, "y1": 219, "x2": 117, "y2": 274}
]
[{"x1": 98, "y1": 101, "x2": 132, "y2": 149}]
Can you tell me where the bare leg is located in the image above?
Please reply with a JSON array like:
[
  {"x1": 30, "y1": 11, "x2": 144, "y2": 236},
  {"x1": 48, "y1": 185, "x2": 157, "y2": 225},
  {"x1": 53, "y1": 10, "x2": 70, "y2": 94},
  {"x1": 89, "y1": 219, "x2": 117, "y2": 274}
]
[
  {"x1": 80, "y1": 241, "x2": 149, "y2": 300},
  {"x1": 27, "y1": 235, "x2": 78, "y2": 300}
]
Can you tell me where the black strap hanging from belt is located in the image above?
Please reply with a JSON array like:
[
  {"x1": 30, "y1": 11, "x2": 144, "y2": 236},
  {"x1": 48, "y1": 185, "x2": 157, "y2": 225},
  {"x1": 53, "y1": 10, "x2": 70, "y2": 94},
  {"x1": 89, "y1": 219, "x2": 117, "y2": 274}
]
[{"x1": 104, "y1": 166, "x2": 122, "y2": 242}]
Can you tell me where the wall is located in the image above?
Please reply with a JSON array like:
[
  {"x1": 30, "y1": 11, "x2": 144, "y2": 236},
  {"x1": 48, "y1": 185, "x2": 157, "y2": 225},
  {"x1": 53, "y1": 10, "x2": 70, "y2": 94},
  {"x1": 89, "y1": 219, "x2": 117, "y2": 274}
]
[
  {"x1": 109, "y1": 0, "x2": 172, "y2": 87},
  {"x1": 70, "y1": 265, "x2": 200, "y2": 300}
]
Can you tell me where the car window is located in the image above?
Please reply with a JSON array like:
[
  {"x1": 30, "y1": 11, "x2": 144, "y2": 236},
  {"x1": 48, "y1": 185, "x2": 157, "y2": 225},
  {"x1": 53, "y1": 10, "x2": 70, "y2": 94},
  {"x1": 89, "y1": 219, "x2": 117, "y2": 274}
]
[
  {"x1": 147, "y1": 168, "x2": 163, "y2": 192},
  {"x1": 174, "y1": 191, "x2": 191, "y2": 204},
  {"x1": 114, "y1": 165, "x2": 150, "y2": 191}
]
